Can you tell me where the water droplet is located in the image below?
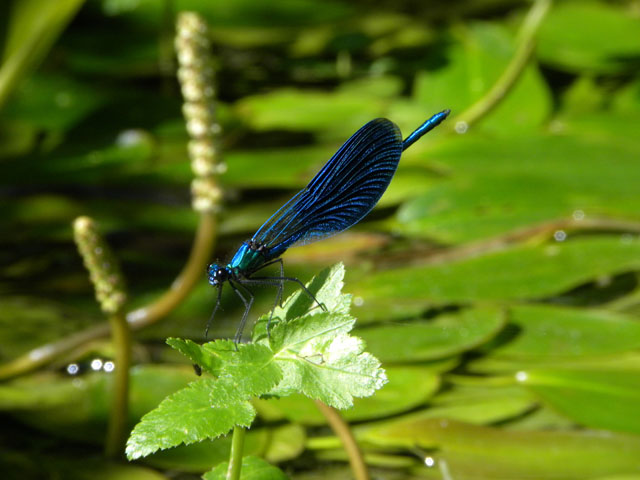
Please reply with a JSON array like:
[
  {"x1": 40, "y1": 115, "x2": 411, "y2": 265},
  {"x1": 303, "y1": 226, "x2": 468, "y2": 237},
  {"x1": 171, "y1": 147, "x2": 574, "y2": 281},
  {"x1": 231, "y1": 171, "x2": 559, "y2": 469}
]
[
  {"x1": 353, "y1": 296, "x2": 364, "y2": 307},
  {"x1": 572, "y1": 209, "x2": 585, "y2": 221},
  {"x1": 515, "y1": 371, "x2": 528, "y2": 382},
  {"x1": 66, "y1": 363, "x2": 80, "y2": 375},
  {"x1": 425, "y1": 457, "x2": 435, "y2": 467},
  {"x1": 554, "y1": 230, "x2": 567, "y2": 242},
  {"x1": 116, "y1": 129, "x2": 146, "y2": 147},
  {"x1": 104, "y1": 361, "x2": 115, "y2": 372},
  {"x1": 455, "y1": 121, "x2": 468, "y2": 134},
  {"x1": 90, "y1": 358, "x2": 103, "y2": 371}
]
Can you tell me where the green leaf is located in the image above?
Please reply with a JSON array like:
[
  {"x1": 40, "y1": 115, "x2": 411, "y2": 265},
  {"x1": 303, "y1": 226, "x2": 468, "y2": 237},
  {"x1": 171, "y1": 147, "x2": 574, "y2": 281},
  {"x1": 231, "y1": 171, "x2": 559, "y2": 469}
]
[
  {"x1": 235, "y1": 88, "x2": 384, "y2": 136},
  {"x1": 204, "y1": 456, "x2": 289, "y2": 480},
  {"x1": 537, "y1": 1, "x2": 640, "y2": 73},
  {"x1": 125, "y1": 378, "x2": 255, "y2": 460},
  {"x1": 519, "y1": 368, "x2": 640, "y2": 435},
  {"x1": 166, "y1": 338, "x2": 226, "y2": 375},
  {"x1": 487, "y1": 304, "x2": 640, "y2": 359},
  {"x1": 269, "y1": 310, "x2": 386, "y2": 409},
  {"x1": 254, "y1": 365, "x2": 440, "y2": 424},
  {"x1": 167, "y1": 339, "x2": 282, "y2": 407},
  {"x1": 143, "y1": 424, "x2": 304, "y2": 473},
  {"x1": 0, "y1": 0, "x2": 85, "y2": 108},
  {"x1": 130, "y1": 264, "x2": 385, "y2": 458},
  {"x1": 394, "y1": 131, "x2": 640, "y2": 243},
  {"x1": 357, "y1": 307, "x2": 506, "y2": 363},
  {"x1": 413, "y1": 22, "x2": 551, "y2": 134},
  {"x1": 205, "y1": 343, "x2": 282, "y2": 406},
  {"x1": 410, "y1": 419, "x2": 640, "y2": 479},
  {"x1": 360, "y1": 385, "x2": 535, "y2": 447},
  {"x1": 353, "y1": 236, "x2": 640, "y2": 312},
  {"x1": 253, "y1": 262, "x2": 351, "y2": 341},
  {"x1": 3, "y1": 73, "x2": 104, "y2": 131},
  {"x1": 276, "y1": 262, "x2": 351, "y2": 320}
]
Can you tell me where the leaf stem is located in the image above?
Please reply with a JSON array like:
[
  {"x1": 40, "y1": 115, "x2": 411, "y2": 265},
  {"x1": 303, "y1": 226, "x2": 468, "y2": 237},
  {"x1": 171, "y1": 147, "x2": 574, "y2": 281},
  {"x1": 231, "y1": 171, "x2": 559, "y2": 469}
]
[
  {"x1": 0, "y1": 212, "x2": 217, "y2": 380},
  {"x1": 448, "y1": 0, "x2": 552, "y2": 132},
  {"x1": 104, "y1": 310, "x2": 132, "y2": 458},
  {"x1": 315, "y1": 400, "x2": 370, "y2": 480},
  {"x1": 226, "y1": 426, "x2": 246, "y2": 480}
]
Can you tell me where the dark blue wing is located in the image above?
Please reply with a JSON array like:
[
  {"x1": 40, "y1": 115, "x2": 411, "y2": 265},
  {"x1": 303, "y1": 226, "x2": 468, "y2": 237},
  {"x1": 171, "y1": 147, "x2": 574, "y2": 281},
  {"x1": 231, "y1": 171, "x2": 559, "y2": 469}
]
[{"x1": 252, "y1": 118, "x2": 403, "y2": 256}]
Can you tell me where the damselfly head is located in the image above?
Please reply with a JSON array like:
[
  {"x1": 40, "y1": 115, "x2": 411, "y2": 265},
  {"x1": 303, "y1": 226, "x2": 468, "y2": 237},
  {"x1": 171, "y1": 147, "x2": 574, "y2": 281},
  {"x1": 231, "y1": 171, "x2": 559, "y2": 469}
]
[{"x1": 208, "y1": 263, "x2": 229, "y2": 286}]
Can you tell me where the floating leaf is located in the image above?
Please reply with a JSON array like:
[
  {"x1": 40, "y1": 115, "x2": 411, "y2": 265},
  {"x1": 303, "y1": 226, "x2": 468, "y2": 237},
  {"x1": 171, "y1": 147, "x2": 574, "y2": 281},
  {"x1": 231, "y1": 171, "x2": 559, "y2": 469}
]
[
  {"x1": 411, "y1": 419, "x2": 640, "y2": 479},
  {"x1": 520, "y1": 368, "x2": 640, "y2": 435},
  {"x1": 537, "y1": 1, "x2": 640, "y2": 73},
  {"x1": 486, "y1": 304, "x2": 640, "y2": 359},
  {"x1": 413, "y1": 22, "x2": 551, "y2": 134},
  {"x1": 353, "y1": 237, "x2": 640, "y2": 313},
  {"x1": 357, "y1": 307, "x2": 505, "y2": 363}
]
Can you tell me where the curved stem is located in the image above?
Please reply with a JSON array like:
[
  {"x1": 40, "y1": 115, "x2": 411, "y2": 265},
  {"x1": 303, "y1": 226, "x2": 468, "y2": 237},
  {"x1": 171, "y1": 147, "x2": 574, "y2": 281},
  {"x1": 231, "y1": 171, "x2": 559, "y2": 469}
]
[
  {"x1": 449, "y1": 0, "x2": 552, "y2": 131},
  {"x1": 126, "y1": 212, "x2": 217, "y2": 330},
  {"x1": 0, "y1": 212, "x2": 217, "y2": 380},
  {"x1": 104, "y1": 310, "x2": 132, "y2": 459},
  {"x1": 315, "y1": 400, "x2": 370, "y2": 480},
  {"x1": 226, "y1": 426, "x2": 246, "y2": 480}
]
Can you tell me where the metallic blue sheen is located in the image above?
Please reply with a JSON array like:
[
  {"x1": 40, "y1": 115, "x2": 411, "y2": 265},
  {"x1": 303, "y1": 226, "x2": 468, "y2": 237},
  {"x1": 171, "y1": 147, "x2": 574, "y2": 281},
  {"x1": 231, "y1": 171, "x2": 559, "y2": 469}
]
[
  {"x1": 206, "y1": 110, "x2": 450, "y2": 339},
  {"x1": 402, "y1": 109, "x2": 451, "y2": 151}
]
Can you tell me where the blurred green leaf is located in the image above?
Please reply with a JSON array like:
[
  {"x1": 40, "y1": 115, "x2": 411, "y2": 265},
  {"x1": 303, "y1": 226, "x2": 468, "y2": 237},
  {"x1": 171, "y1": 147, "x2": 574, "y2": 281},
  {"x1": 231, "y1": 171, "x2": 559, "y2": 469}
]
[
  {"x1": 0, "y1": 365, "x2": 195, "y2": 441},
  {"x1": 413, "y1": 22, "x2": 552, "y2": 134},
  {"x1": 357, "y1": 307, "x2": 506, "y2": 363},
  {"x1": 359, "y1": 387, "x2": 536, "y2": 447},
  {"x1": 0, "y1": 0, "x2": 84, "y2": 108},
  {"x1": 394, "y1": 130, "x2": 640, "y2": 243},
  {"x1": 254, "y1": 365, "x2": 440, "y2": 425},
  {"x1": 204, "y1": 455, "x2": 289, "y2": 480},
  {"x1": 3, "y1": 73, "x2": 104, "y2": 131},
  {"x1": 353, "y1": 236, "x2": 640, "y2": 313},
  {"x1": 101, "y1": 0, "x2": 352, "y2": 28},
  {"x1": 487, "y1": 304, "x2": 640, "y2": 359},
  {"x1": 537, "y1": 1, "x2": 640, "y2": 73},
  {"x1": 411, "y1": 419, "x2": 640, "y2": 479},
  {"x1": 235, "y1": 88, "x2": 384, "y2": 136},
  {"x1": 520, "y1": 368, "x2": 640, "y2": 435},
  {"x1": 143, "y1": 424, "x2": 304, "y2": 473}
]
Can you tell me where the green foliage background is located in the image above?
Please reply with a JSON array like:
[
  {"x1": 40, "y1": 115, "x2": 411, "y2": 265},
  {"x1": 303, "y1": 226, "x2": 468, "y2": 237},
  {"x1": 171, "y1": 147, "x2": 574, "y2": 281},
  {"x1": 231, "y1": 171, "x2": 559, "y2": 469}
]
[{"x1": 1, "y1": 0, "x2": 640, "y2": 479}]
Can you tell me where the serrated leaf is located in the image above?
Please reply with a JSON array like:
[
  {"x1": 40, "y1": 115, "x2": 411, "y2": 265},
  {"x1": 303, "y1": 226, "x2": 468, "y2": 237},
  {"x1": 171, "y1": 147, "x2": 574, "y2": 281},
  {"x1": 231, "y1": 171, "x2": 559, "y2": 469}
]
[
  {"x1": 167, "y1": 338, "x2": 226, "y2": 375},
  {"x1": 253, "y1": 263, "x2": 351, "y2": 342},
  {"x1": 279, "y1": 262, "x2": 350, "y2": 319},
  {"x1": 204, "y1": 455, "x2": 289, "y2": 480},
  {"x1": 126, "y1": 378, "x2": 255, "y2": 460},
  {"x1": 168, "y1": 339, "x2": 283, "y2": 407},
  {"x1": 269, "y1": 312, "x2": 355, "y2": 353},
  {"x1": 270, "y1": 314, "x2": 387, "y2": 408},
  {"x1": 205, "y1": 343, "x2": 282, "y2": 406}
]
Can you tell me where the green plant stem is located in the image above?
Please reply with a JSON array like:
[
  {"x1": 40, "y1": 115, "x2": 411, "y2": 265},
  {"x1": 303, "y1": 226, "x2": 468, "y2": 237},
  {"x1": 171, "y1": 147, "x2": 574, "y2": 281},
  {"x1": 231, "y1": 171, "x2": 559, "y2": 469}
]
[
  {"x1": 3, "y1": 212, "x2": 639, "y2": 381},
  {"x1": 226, "y1": 426, "x2": 246, "y2": 480},
  {"x1": 0, "y1": 212, "x2": 217, "y2": 380},
  {"x1": 315, "y1": 400, "x2": 370, "y2": 480},
  {"x1": 448, "y1": 0, "x2": 552, "y2": 131},
  {"x1": 104, "y1": 310, "x2": 132, "y2": 459}
]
